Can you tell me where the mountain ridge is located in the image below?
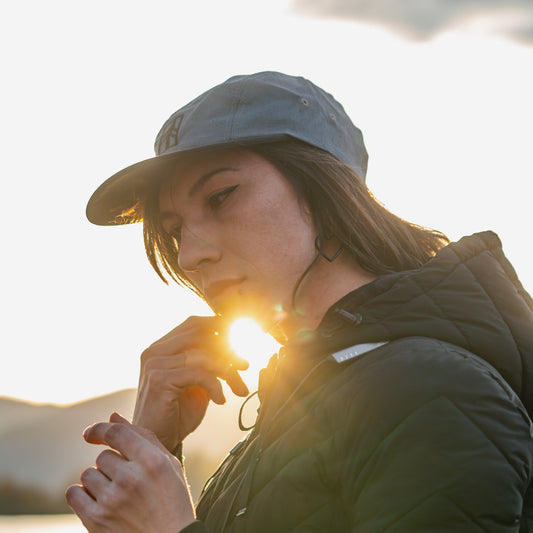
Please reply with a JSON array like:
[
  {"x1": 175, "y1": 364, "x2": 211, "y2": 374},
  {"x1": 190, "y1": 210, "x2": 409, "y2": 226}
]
[{"x1": 0, "y1": 388, "x2": 248, "y2": 503}]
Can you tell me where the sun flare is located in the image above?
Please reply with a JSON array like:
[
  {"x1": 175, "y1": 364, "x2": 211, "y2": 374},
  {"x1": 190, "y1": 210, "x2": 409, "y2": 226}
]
[{"x1": 229, "y1": 318, "x2": 280, "y2": 385}]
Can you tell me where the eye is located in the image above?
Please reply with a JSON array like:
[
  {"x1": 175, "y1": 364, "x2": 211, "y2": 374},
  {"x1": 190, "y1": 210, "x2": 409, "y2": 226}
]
[{"x1": 208, "y1": 185, "x2": 239, "y2": 209}]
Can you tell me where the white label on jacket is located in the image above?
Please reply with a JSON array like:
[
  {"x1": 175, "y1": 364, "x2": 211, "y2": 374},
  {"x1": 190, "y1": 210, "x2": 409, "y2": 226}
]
[{"x1": 330, "y1": 342, "x2": 388, "y2": 363}]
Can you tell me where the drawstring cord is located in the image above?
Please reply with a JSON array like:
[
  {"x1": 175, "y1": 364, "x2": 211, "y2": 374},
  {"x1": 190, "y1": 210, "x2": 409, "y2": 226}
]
[
  {"x1": 238, "y1": 391, "x2": 259, "y2": 431},
  {"x1": 222, "y1": 354, "x2": 332, "y2": 531}
]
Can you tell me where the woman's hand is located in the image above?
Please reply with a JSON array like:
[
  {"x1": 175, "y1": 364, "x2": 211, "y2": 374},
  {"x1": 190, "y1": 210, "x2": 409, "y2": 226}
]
[
  {"x1": 133, "y1": 315, "x2": 249, "y2": 451},
  {"x1": 66, "y1": 413, "x2": 195, "y2": 533}
]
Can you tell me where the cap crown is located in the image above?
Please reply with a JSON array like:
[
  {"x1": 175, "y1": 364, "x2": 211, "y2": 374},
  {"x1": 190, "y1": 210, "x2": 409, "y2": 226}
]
[{"x1": 154, "y1": 72, "x2": 368, "y2": 182}]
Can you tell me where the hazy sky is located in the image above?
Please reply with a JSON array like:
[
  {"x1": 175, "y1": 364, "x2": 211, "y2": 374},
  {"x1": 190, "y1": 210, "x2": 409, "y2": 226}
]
[{"x1": 1, "y1": 0, "x2": 532, "y2": 405}]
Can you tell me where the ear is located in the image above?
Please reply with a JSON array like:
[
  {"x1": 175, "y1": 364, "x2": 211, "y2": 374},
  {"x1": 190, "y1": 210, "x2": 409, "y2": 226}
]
[{"x1": 296, "y1": 194, "x2": 314, "y2": 223}]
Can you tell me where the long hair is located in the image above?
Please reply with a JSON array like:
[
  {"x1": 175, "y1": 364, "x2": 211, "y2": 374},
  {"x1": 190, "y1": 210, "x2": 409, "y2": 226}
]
[{"x1": 142, "y1": 140, "x2": 449, "y2": 295}]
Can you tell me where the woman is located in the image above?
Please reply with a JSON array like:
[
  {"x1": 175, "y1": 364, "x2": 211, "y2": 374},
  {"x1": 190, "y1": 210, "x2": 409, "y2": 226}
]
[{"x1": 67, "y1": 72, "x2": 533, "y2": 532}]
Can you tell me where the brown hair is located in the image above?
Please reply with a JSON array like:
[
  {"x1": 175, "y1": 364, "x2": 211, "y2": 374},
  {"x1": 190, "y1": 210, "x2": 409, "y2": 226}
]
[{"x1": 142, "y1": 140, "x2": 449, "y2": 295}]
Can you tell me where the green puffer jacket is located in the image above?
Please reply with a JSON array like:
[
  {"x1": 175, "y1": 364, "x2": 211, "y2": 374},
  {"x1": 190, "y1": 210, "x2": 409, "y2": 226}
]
[{"x1": 182, "y1": 232, "x2": 533, "y2": 533}]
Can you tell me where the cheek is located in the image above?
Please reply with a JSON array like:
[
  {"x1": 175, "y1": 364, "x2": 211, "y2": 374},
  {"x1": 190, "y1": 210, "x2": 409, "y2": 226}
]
[
  {"x1": 231, "y1": 195, "x2": 317, "y2": 278},
  {"x1": 268, "y1": 197, "x2": 316, "y2": 258}
]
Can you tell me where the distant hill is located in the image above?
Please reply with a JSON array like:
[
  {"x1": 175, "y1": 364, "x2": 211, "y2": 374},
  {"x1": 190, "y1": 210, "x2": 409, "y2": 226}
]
[{"x1": 0, "y1": 388, "x2": 252, "y2": 506}]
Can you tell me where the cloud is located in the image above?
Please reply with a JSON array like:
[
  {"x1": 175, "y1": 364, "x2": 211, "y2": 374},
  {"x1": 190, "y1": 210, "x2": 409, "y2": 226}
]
[
  {"x1": 507, "y1": 19, "x2": 533, "y2": 44},
  {"x1": 292, "y1": 0, "x2": 533, "y2": 44}
]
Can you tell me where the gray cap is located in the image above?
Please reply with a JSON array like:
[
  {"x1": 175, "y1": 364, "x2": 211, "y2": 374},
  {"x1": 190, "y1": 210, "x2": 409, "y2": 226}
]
[{"x1": 86, "y1": 71, "x2": 368, "y2": 225}]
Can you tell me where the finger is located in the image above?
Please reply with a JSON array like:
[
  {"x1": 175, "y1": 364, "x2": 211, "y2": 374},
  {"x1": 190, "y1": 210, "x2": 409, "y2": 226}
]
[
  {"x1": 225, "y1": 367, "x2": 250, "y2": 397},
  {"x1": 83, "y1": 422, "x2": 143, "y2": 460},
  {"x1": 179, "y1": 353, "x2": 248, "y2": 395},
  {"x1": 204, "y1": 334, "x2": 250, "y2": 368},
  {"x1": 175, "y1": 349, "x2": 246, "y2": 379},
  {"x1": 151, "y1": 332, "x2": 238, "y2": 368},
  {"x1": 140, "y1": 360, "x2": 228, "y2": 404},
  {"x1": 189, "y1": 334, "x2": 250, "y2": 369},
  {"x1": 164, "y1": 366, "x2": 226, "y2": 404},
  {"x1": 108, "y1": 413, "x2": 171, "y2": 452},
  {"x1": 65, "y1": 484, "x2": 103, "y2": 533},
  {"x1": 147, "y1": 349, "x2": 248, "y2": 386},
  {"x1": 145, "y1": 315, "x2": 246, "y2": 366},
  {"x1": 66, "y1": 483, "x2": 98, "y2": 514},
  {"x1": 224, "y1": 351, "x2": 250, "y2": 371},
  {"x1": 150, "y1": 315, "x2": 223, "y2": 352},
  {"x1": 80, "y1": 466, "x2": 112, "y2": 500},
  {"x1": 109, "y1": 412, "x2": 130, "y2": 424},
  {"x1": 95, "y1": 448, "x2": 127, "y2": 480}
]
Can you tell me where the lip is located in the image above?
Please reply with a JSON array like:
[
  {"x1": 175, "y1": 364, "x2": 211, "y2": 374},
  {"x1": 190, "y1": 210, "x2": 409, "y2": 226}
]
[{"x1": 205, "y1": 278, "x2": 244, "y2": 302}]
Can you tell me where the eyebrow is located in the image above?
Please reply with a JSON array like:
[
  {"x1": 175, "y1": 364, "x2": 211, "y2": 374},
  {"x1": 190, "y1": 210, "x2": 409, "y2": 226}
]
[
  {"x1": 158, "y1": 166, "x2": 240, "y2": 224},
  {"x1": 188, "y1": 166, "x2": 239, "y2": 198}
]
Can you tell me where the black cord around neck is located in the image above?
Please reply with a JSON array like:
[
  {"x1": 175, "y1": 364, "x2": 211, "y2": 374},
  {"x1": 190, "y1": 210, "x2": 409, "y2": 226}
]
[
  {"x1": 290, "y1": 252, "x2": 322, "y2": 310},
  {"x1": 290, "y1": 222, "x2": 342, "y2": 310}
]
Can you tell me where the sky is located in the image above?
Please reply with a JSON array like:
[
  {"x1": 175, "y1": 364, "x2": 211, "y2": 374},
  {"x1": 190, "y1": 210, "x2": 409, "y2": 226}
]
[{"x1": 1, "y1": 0, "x2": 532, "y2": 405}]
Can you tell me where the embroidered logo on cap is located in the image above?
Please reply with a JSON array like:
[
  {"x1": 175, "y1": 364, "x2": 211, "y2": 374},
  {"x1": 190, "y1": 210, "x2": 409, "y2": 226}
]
[{"x1": 156, "y1": 114, "x2": 183, "y2": 154}]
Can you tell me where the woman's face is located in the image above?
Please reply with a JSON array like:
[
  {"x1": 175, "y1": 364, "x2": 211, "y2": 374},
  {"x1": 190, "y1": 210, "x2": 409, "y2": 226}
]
[{"x1": 158, "y1": 148, "x2": 318, "y2": 327}]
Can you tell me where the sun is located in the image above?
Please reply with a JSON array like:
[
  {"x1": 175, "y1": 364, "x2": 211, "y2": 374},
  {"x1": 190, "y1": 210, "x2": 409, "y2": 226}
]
[{"x1": 228, "y1": 317, "x2": 280, "y2": 386}]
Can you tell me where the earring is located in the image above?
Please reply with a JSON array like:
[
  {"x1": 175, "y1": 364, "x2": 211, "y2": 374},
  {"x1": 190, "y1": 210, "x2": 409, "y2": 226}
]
[{"x1": 315, "y1": 235, "x2": 343, "y2": 262}]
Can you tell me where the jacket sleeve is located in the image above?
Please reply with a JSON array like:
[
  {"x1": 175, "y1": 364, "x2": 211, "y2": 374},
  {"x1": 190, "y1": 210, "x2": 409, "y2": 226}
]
[{"x1": 333, "y1": 339, "x2": 533, "y2": 532}]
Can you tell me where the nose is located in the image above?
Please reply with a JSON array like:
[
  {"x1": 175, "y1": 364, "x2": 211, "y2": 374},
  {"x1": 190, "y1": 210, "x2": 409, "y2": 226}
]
[{"x1": 177, "y1": 224, "x2": 221, "y2": 274}]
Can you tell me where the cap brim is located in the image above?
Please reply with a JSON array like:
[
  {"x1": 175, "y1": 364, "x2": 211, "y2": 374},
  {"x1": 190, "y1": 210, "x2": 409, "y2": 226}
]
[
  {"x1": 86, "y1": 150, "x2": 198, "y2": 226},
  {"x1": 86, "y1": 137, "x2": 291, "y2": 226}
]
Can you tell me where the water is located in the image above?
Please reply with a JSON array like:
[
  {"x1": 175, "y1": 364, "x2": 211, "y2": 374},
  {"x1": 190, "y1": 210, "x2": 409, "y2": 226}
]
[{"x1": 0, "y1": 514, "x2": 85, "y2": 532}]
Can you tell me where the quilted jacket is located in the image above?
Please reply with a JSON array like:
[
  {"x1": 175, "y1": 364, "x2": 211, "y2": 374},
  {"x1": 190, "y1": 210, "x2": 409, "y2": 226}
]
[{"x1": 181, "y1": 231, "x2": 533, "y2": 532}]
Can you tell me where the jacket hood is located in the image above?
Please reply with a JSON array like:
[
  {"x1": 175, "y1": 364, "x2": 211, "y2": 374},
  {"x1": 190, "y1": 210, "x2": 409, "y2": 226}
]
[{"x1": 311, "y1": 231, "x2": 533, "y2": 417}]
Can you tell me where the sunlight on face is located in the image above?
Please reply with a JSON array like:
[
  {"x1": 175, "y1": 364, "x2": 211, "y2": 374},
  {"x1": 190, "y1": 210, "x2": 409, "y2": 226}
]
[{"x1": 229, "y1": 318, "x2": 280, "y2": 385}]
